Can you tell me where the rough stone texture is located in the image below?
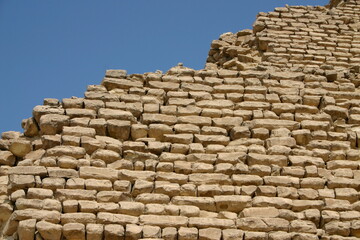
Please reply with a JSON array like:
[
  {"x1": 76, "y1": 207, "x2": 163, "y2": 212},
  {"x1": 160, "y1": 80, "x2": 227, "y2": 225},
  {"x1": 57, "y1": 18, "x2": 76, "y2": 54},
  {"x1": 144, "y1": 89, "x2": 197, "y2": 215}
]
[{"x1": 2, "y1": 0, "x2": 360, "y2": 239}]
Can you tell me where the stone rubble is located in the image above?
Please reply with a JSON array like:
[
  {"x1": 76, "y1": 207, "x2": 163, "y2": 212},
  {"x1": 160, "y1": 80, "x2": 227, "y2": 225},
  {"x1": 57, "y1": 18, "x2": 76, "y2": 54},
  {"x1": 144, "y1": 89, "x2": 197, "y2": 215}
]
[{"x1": 1, "y1": 0, "x2": 360, "y2": 239}]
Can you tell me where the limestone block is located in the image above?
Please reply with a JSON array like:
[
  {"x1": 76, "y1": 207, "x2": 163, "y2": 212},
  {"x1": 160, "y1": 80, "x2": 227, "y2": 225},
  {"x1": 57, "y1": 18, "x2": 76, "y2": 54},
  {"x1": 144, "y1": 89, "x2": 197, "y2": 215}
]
[
  {"x1": 139, "y1": 215, "x2": 188, "y2": 228},
  {"x1": 11, "y1": 209, "x2": 60, "y2": 224},
  {"x1": 164, "y1": 134, "x2": 194, "y2": 145},
  {"x1": 212, "y1": 117, "x2": 243, "y2": 131},
  {"x1": 249, "y1": 119, "x2": 300, "y2": 130},
  {"x1": 187, "y1": 154, "x2": 217, "y2": 164},
  {"x1": 126, "y1": 224, "x2": 142, "y2": 240},
  {"x1": 324, "y1": 221, "x2": 351, "y2": 237},
  {"x1": 22, "y1": 117, "x2": 39, "y2": 137},
  {"x1": 325, "y1": 198, "x2": 352, "y2": 212},
  {"x1": 148, "y1": 124, "x2": 173, "y2": 141},
  {"x1": 189, "y1": 217, "x2": 235, "y2": 229},
  {"x1": 237, "y1": 217, "x2": 289, "y2": 232},
  {"x1": 230, "y1": 126, "x2": 250, "y2": 140},
  {"x1": 27, "y1": 188, "x2": 53, "y2": 199},
  {"x1": 119, "y1": 169, "x2": 156, "y2": 183},
  {"x1": 65, "y1": 108, "x2": 96, "y2": 118},
  {"x1": 324, "y1": 105, "x2": 348, "y2": 120},
  {"x1": 15, "y1": 198, "x2": 42, "y2": 210},
  {"x1": 198, "y1": 228, "x2": 222, "y2": 240},
  {"x1": 8, "y1": 166, "x2": 47, "y2": 176},
  {"x1": 301, "y1": 120, "x2": 330, "y2": 131},
  {"x1": 196, "y1": 100, "x2": 234, "y2": 109},
  {"x1": 38, "y1": 113, "x2": 69, "y2": 135},
  {"x1": 142, "y1": 113, "x2": 177, "y2": 125},
  {"x1": 97, "y1": 212, "x2": 139, "y2": 225},
  {"x1": 97, "y1": 190, "x2": 124, "y2": 202},
  {"x1": 288, "y1": 156, "x2": 325, "y2": 168},
  {"x1": 232, "y1": 174, "x2": 263, "y2": 186},
  {"x1": 36, "y1": 220, "x2": 62, "y2": 240},
  {"x1": 107, "y1": 120, "x2": 131, "y2": 141},
  {"x1": 172, "y1": 196, "x2": 216, "y2": 211},
  {"x1": 352, "y1": 220, "x2": 360, "y2": 237},
  {"x1": 79, "y1": 167, "x2": 118, "y2": 181},
  {"x1": 189, "y1": 173, "x2": 230, "y2": 185},
  {"x1": 214, "y1": 195, "x2": 251, "y2": 212},
  {"x1": 131, "y1": 124, "x2": 148, "y2": 140},
  {"x1": 335, "y1": 188, "x2": 358, "y2": 203},
  {"x1": 48, "y1": 167, "x2": 78, "y2": 178},
  {"x1": 300, "y1": 178, "x2": 326, "y2": 189},
  {"x1": 86, "y1": 224, "x2": 103, "y2": 240},
  {"x1": 17, "y1": 219, "x2": 36, "y2": 240},
  {"x1": 194, "y1": 135, "x2": 230, "y2": 146},
  {"x1": 290, "y1": 220, "x2": 317, "y2": 234},
  {"x1": 292, "y1": 200, "x2": 324, "y2": 212},
  {"x1": 8, "y1": 174, "x2": 35, "y2": 191},
  {"x1": 63, "y1": 223, "x2": 85, "y2": 240},
  {"x1": 178, "y1": 227, "x2": 198, "y2": 240},
  {"x1": 9, "y1": 139, "x2": 32, "y2": 158},
  {"x1": 157, "y1": 172, "x2": 188, "y2": 184},
  {"x1": 42, "y1": 177, "x2": 65, "y2": 190},
  {"x1": 264, "y1": 176, "x2": 299, "y2": 188},
  {"x1": 162, "y1": 227, "x2": 177, "y2": 240},
  {"x1": 46, "y1": 146, "x2": 86, "y2": 159},
  {"x1": 102, "y1": 77, "x2": 142, "y2": 90},
  {"x1": 292, "y1": 129, "x2": 311, "y2": 145},
  {"x1": 272, "y1": 103, "x2": 295, "y2": 115},
  {"x1": 0, "y1": 151, "x2": 16, "y2": 166},
  {"x1": 240, "y1": 207, "x2": 279, "y2": 218},
  {"x1": 117, "y1": 201, "x2": 144, "y2": 216},
  {"x1": 327, "y1": 177, "x2": 359, "y2": 189},
  {"x1": 62, "y1": 126, "x2": 96, "y2": 138},
  {"x1": 135, "y1": 193, "x2": 170, "y2": 204},
  {"x1": 55, "y1": 189, "x2": 97, "y2": 201},
  {"x1": 91, "y1": 149, "x2": 121, "y2": 164},
  {"x1": 178, "y1": 205, "x2": 200, "y2": 217},
  {"x1": 252, "y1": 196, "x2": 292, "y2": 209},
  {"x1": 265, "y1": 137, "x2": 296, "y2": 148},
  {"x1": 237, "y1": 101, "x2": 270, "y2": 110},
  {"x1": 148, "y1": 81, "x2": 179, "y2": 91},
  {"x1": 104, "y1": 224, "x2": 124, "y2": 240}
]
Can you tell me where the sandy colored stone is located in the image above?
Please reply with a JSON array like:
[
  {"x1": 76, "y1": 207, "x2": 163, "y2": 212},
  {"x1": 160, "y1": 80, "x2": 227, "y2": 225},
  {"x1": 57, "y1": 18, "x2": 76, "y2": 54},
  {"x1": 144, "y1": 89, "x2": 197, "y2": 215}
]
[
  {"x1": 36, "y1": 220, "x2": 62, "y2": 240},
  {"x1": 9, "y1": 139, "x2": 32, "y2": 158}
]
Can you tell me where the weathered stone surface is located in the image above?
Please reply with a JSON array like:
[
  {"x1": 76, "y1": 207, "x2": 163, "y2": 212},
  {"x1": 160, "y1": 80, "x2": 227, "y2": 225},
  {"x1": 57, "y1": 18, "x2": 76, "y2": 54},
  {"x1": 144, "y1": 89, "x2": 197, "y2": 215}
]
[
  {"x1": 36, "y1": 221, "x2": 62, "y2": 240},
  {"x1": 97, "y1": 212, "x2": 139, "y2": 224},
  {"x1": 104, "y1": 224, "x2": 124, "y2": 240},
  {"x1": 9, "y1": 139, "x2": 32, "y2": 158},
  {"x1": 9, "y1": 166, "x2": 47, "y2": 176},
  {"x1": 79, "y1": 166, "x2": 118, "y2": 181},
  {"x1": 139, "y1": 215, "x2": 188, "y2": 228},
  {"x1": 38, "y1": 113, "x2": 68, "y2": 134},
  {"x1": 189, "y1": 217, "x2": 235, "y2": 229},
  {"x1": 18, "y1": 219, "x2": 36, "y2": 240},
  {"x1": 46, "y1": 146, "x2": 86, "y2": 159},
  {"x1": 142, "y1": 113, "x2": 177, "y2": 125},
  {"x1": 249, "y1": 119, "x2": 300, "y2": 130},
  {"x1": 214, "y1": 195, "x2": 251, "y2": 212},
  {"x1": 107, "y1": 120, "x2": 131, "y2": 141},
  {"x1": 63, "y1": 223, "x2": 86, "y2": 240},
  {"x1": 102, "y1": 77, "x2": 143, "y2": 90},
  {"x1": 0, "y1": 150, "x2": 16, "y2": 166}
]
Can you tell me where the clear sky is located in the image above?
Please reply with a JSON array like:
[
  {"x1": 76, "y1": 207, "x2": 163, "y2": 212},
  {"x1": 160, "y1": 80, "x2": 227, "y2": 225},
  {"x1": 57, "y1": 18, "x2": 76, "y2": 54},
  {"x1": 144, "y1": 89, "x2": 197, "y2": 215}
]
[{"x1": 0, "y1": 0, "x2": 329, "y2": 134}]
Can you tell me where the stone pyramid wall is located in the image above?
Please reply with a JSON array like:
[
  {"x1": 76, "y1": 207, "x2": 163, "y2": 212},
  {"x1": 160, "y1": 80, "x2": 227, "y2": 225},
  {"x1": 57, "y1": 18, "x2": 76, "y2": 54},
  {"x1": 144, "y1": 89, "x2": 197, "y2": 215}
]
[{"x1": 1, "y1": 0, "x2": 360, "y2": 239}]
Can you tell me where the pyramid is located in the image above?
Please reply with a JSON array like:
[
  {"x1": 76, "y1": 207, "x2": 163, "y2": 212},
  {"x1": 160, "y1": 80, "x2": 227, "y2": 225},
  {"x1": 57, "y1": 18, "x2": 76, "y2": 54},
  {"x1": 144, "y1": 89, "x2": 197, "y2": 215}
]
[{"x1": 1, "y1": 0, "x2": 360, "y2": 239}]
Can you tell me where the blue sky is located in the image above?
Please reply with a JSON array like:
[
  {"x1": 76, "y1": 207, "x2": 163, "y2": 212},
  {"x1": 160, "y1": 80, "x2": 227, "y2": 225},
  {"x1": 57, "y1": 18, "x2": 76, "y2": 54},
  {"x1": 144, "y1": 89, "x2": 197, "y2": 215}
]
[{"x1": 0, "y1": 0, "x2": 329, "y2": 134}]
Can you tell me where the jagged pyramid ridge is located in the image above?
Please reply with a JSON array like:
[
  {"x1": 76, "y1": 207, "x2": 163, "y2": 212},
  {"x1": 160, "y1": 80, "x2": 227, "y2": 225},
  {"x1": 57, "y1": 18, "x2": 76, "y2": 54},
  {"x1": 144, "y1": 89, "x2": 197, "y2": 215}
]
[{"x1": 1, "y1": 0, "x2": 360, "y2": 239}]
